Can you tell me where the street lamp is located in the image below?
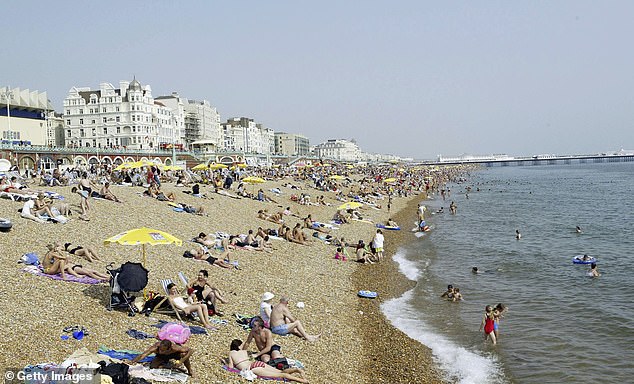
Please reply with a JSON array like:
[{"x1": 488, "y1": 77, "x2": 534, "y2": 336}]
[{"x1": 1, "y1": 86, "x2": 14, "y2": 133}]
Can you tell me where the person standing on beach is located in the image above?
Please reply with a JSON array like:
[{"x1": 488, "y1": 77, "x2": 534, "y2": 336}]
[
  {"x1": 372, "y1": 229, "x2": 384, "y2": 261},
  {"x1": 417, "y1": 203, "x2": 426, "y2": 222},
  {"x1": 449, "y1": 201, "x2": 457, "y2": 214}
]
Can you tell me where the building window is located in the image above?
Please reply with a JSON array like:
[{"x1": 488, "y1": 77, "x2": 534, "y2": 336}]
[
  {"x1": 66, "y1": 119, "x2": 71, "y2": 125},
  {"x1": 103, "y1": 108, "x2": 107, "y2": 113},
  {"x1": 103, "y1": 128, "x2": 107, "y2": 135},
  {"x1": 103, "y1": 117, "x2": 107, "y2": 123},
  {"x1": 116, "y1": 127, "x2": 121, "y2": 134},
  {"x1": 80, "y1": 129, "x2": 85, "y2": 137},
  {"x1": 67, "y1": 130, "x2": 71, "y2": 137},
  {"x1": 79, "y1": 109, "x2": 83, "y2": 114},
  {"x1": 79, "y1": 118, "x2": 84, "y2": 125},
  {"x1": 116, "y1": 106, "x2": 120, "y2": 112},
  {"x1": 116, "y1": 116, "x2": 120, "y2": 122}
]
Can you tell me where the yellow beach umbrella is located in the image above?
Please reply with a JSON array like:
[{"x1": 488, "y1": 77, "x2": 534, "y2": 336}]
[
  {"x1": 242, "y1": 176, "x2": 265, "y2": 184},
  {"x1": 337, "y1": 201, "x2": 363, "y2": 210},
  {"x1": 114, "y1": 162, "x2": 134, "y2": 171},
  {"x1": 192, "y1": 163, "x2": 209, "y2": 171},
  {"x1": 383, "y1": 178, "x2": 397, "y2": 183},
  {"x1": 209, "y1": 163, "x2": 228, "y2": 170},
  {"x1": 104, "y1": 227, "x2": 182, "y2": 267},
  {"x1": 329, "y1": 175, "x2": 345, "y2": 180}
]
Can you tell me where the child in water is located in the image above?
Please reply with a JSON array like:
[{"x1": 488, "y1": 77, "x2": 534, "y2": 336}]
[{"x1": 479, "y1": 305, "x2": 497, "y2": 345}]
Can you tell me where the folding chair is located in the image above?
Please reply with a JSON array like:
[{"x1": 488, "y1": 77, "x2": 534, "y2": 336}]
[{"x1": 154, "y1": 278, "x2": 183, "y2": 322}]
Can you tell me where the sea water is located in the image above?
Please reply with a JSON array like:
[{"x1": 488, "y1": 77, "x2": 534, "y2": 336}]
[{"x1": 382, "y1": 163, "x2": 634, "y2": 384}]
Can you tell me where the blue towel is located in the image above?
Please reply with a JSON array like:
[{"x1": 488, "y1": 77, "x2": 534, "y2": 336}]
[
  {"x1": 126, "y1": 329, "x2": 156, "y2": 340},
  {"x1": 98, "y1": 347, "x2": 153, "y2": 363}
]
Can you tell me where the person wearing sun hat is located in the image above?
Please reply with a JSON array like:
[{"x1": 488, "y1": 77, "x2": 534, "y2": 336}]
[{"x1": 259, "y1": 292, "x2": 275, "y2": 328}]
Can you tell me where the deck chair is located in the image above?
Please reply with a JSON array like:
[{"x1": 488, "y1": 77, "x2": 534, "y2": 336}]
[{"x1": 154, "y1": 278, "x2": 183, "y2": 322}]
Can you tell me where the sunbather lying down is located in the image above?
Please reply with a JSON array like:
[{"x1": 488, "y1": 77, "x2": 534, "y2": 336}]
[
  {"x1": 187, "y1": 247, "x2": 233, "y2": 269},
  {"x1": 64, "y1": 262, "x2": 110, "y2": 281},
  {"x1": 227, "y1": 339, "x2": 308, "y2": 383}
]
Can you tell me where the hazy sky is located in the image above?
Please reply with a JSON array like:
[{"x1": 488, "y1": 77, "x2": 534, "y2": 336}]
[{"x1": 3, "y1": 1, "x2": 634, "y2": 159}]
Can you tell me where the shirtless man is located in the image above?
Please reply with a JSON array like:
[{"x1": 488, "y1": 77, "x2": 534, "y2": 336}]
[
  {"x1": 99, "y1": 182, "x2": 122, "y2": 202},
  {"x1": 242, "y1": 317, "x2": 282, "y2": 363},
  {"x1": 304, "y1": 214, "x2": 330, "y2": 234},
  {"x1": 127, "y1": 339, "x2": 194, "y2": 377},
  {"x1": 269, "y1": 297, "x2": 319, "y2": 342},
  {"x1": 292, "y1": 224, "x2": 310, "y2": 245}
]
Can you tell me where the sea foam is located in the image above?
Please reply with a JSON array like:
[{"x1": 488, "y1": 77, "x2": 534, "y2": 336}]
[{"x1": 383, "y1": 252, "x2": 507, "y2": 384}]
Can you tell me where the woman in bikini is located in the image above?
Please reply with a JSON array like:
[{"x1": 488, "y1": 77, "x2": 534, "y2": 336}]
[
  {"x1": 166, "y1": 283, "x2": 216, "y2": 329},
  {"x1": 227, "y1": 339, "x2": 308, "y2": 383},
  {"x1": 63, "y1": 261, "x2": 110, "y2": 281},
  {"x1": 187, "y1": 269, "x2": 227, "y2": 316},
  {"x1": 64, "y1": 242, "x2": 100, "y2": 262},
  {"x1": 42, "y1": 243, "x2": 68, "y2": 279}
]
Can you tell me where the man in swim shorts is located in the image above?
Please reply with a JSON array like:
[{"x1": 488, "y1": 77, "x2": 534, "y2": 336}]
[
  {"x1": 242, "y1": 317, "x2": 283, "y2": 363},
  {"x1": 269, "y1": 297, "x2": 319, "y2": 342}
]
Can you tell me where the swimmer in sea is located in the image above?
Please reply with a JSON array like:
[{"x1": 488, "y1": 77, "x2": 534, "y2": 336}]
[
  {"x1": 472, "y1": 267, "x2": 482, "y2": 274},
  {"x1": 440, "y1": 285, "x2": 454, "y2": 300},
  {"x1": 515, "y1": 229, "x2": 521, "y2": 240},
  {"x1": 587, "y1": 263, "x2": 600, "y2": 277},
  {"x1": 576, "y1": 226, "x2": 582, "y2": 234}
]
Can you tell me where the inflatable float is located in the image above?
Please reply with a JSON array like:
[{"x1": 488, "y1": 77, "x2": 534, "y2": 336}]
[
  {"x1": 573, "y1": 255, "x2": 597, "y2": 264},
  {"x1": 376, "y1": 224, "x2": 400, "y2": 230},
  {"x1": 0, "y1": 217, "x2": 13, "y2": 232},
  {"x1": 357, "y1": 290, "x2": 378, "y2": 299}
]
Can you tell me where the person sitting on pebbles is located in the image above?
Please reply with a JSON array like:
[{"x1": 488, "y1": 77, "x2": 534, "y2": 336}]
[
  {"x1": 228, "y1": 338, "x2": 308, "y2": 383},
  {"x1": 270, "y1": 296, "x2": 320, "y2": 342}
]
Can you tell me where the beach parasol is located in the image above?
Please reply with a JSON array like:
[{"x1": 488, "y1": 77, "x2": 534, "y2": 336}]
[
  {"x1": 192, "y1": 163, "x2": 209, "y2": 171},
  {"x1": 209, "y1": 163, "x2": 228, "y2": 170},
  {"x1": 242, "y1": 176, "x2": 265, "y2": 184},
  {"x1": 338, "y1": 201, "x2": 363, "y2": 210},
  {"x1": 329, "y1": 175, "x2": 345, "y2": 180},
  {"x1": 104, "y1": 227, "x2": 182, "y2": 267},
  {"x1": 383, "y1": 178, "x2": 397, "y2": 183},
  {"x1": 114, "y1": 162, "x2": 135, "y2": 171}
]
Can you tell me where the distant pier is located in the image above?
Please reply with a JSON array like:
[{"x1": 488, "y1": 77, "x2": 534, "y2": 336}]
[{"x1": 421, "y1": 154, "x2": 634, "y2": 167}]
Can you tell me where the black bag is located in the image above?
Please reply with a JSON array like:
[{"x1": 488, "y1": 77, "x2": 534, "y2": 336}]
[
  {"x1": 267, "y1": 357, "x2": 290, "y2": 371},
  {"x1": 100, "y1": 362, "x2": 129, "y2": 384}
]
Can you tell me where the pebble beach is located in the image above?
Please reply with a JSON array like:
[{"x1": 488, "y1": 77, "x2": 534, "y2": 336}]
[{"x1": 0, "y1": 175, "x2": 443, "y2": 384}]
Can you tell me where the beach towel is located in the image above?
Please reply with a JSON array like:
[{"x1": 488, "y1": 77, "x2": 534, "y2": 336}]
[
  {"x1": 22, "y1": 265, "x2": 102, "y2": 284},
  {"x1": 128, "y1": 365, "x2": 189, "y2": 383},
  {"x1": 97, "y1": 346, "x2": 154, "y2": 363},
  {"x1": 222, "y1": 366, "x2": 286, "y2": 381},
  {"x1": 126, "y1": 329, "x2": 156, "y2": 340}
]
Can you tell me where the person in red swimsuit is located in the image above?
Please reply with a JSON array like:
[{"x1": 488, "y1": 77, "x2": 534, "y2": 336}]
[{"x1": 479, "y1": 305, "x2": 497, "y2": 345}]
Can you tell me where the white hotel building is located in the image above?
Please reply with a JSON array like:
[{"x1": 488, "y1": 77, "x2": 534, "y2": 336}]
[
  {"x1": 222, "y1": 117, "x2": 274, "y2": 154},
  {"x1": 63, "y1": 79, "x2": 182, "y2": 150},
  {"x1": 314, "y1": 139, "x2": 361, "y2": 162}
]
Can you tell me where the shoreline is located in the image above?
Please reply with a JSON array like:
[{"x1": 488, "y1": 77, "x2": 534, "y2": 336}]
[
  {"x1": 0, "y1": 176, "x2": 444, "y2": 383},
  {"x1": 354, "y1": 194, "x2": 445, "y2": 384}
]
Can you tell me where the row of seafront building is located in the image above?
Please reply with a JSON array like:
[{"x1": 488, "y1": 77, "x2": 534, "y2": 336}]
[{"x1": 1, "y1": 81, "x2": 405, "y2": 167}]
